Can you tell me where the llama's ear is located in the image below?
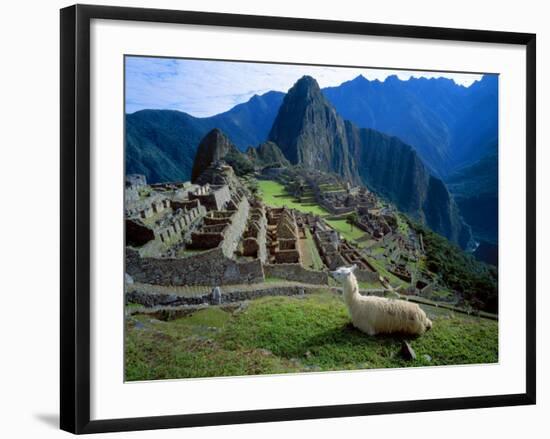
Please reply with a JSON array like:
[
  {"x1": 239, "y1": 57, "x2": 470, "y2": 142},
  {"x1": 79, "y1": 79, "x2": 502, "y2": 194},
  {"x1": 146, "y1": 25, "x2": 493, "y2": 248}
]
[{"x1": 351, "y1": 264, "x2": 357, "y2": 272}]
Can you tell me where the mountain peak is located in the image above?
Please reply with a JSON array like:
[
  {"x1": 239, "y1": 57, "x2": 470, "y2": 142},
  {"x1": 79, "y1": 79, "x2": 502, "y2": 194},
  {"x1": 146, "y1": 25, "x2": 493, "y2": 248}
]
[
  {"x1": 351, "y1": 74, "x2": 368, "y2": 83},
  {"x1": 207, "y1": 127, "x2": 224, "y2": 138},
  {"x1": 295, "y1": 74, "x2": 319, "y2": 86},
  {"x1": 288, "y1": 75, "x2": 322, "y2": 97},
  {"x1": 384, "y1": 74, "x2": 401, "y2": 83},
  {"x1": 269, "y1": 75, "x2": 356, "y2": 180},
  {"x1": 469, "y1": 74, "x2": 498, "y2": 91}
]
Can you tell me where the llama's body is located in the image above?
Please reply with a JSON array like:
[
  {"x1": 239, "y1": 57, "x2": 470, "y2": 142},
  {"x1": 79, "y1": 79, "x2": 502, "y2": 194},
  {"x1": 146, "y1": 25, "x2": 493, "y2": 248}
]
[{"x1": 332, "y1": 266, "x2": 432, "y2": 336}]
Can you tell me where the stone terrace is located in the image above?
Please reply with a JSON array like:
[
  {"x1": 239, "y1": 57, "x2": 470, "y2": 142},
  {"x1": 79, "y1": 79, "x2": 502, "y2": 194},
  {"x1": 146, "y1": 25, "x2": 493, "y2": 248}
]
[{"x1": 188, "y1": 190, "x2": 250, "y2": 258}]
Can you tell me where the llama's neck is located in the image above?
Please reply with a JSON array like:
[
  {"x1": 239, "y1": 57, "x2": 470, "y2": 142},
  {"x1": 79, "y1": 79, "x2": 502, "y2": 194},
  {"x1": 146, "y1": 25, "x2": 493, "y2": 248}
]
[{"x1": 343, "y1": 275, "x2": 360, "y2": 306}]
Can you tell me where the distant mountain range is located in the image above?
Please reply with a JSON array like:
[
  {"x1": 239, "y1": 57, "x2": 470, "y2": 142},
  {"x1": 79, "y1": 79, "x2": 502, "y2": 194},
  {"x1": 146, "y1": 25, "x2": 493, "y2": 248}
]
[
  {"x1": 126, "y1": 91, "x2": 283, "y2": 183},
  {"x1": 324, "y1": 74, "x2": 498, "y2": 176},
  {"x1": 126, "y1": 72, "x2": 498, "y2": 250},
  {"x1": 127, "y1": 73, "x2": 497, "y2": 180}
]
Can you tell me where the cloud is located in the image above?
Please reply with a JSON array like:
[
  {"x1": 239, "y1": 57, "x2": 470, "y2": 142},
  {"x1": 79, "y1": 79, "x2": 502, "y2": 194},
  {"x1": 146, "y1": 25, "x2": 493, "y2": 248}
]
[{"x1": 125, "y1": 56, "x2": 485, "y2": 117}]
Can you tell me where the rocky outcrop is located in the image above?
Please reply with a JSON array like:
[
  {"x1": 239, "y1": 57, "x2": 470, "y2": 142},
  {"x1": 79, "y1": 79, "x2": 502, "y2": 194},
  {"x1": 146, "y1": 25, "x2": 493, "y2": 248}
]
[
  {"x1": 195, "y1": 161, "x2": 242, "y2": 189},
  {"x1": 191, "y1": 129, "x2": 240, "y2": 182},
  {"x1": 248, "y1": 141, "x2": 290, "y2": 168}
]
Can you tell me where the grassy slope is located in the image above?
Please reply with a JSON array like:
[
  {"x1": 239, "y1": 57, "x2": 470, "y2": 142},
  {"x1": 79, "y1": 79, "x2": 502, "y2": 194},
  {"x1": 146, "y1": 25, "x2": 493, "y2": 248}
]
[
  {"x1": 126, "y1": 292, "x2": 498, "y2": 381},
  {"x1": 303, "y1": 228, "x2": 325, "y2": 270}
]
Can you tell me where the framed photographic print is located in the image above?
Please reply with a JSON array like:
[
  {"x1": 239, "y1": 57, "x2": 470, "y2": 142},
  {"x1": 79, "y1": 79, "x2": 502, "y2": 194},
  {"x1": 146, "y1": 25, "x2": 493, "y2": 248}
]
[{"x1": 60, "y1": 4, "x2": 536, "y2": 434}]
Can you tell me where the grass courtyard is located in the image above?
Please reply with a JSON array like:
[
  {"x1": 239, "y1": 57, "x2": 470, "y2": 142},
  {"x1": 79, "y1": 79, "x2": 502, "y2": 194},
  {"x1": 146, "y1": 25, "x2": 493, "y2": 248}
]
[
  {"x1": 325, "y1": 218, "x2": 367, "y2": 242},
  {"x1": 257, "y1": 180, "x2": 330, "y2": 216},
  {"x1": 125, "y1": 291, "x2": 498, "y2": 381}
]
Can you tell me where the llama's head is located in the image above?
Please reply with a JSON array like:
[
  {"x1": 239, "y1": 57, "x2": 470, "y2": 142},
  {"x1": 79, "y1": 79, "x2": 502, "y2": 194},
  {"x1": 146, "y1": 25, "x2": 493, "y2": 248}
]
[{"x1": 330, "y1": 265, "x2": 357, "y2": 283}]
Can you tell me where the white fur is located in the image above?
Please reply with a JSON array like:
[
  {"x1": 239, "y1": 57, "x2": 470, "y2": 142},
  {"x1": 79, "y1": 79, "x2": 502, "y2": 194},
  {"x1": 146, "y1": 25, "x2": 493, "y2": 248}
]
[{"x1": 331, "y1": 265, "x2": 432, "y2": 336}]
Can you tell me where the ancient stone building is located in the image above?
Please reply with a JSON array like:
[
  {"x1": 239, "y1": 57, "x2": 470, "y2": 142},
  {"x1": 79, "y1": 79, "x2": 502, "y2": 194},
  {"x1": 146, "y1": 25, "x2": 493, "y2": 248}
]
[
  {"x1": 126, "y1": 174, "x2": 146, "y2": 188},
  {"x1": 126, "y1": 201, "x2": 206, "y2": 250},
  {"x1": 356, "y1": 210, "x2": 393, "y2": 239},
  {"x1": 241, "y1": 204, "x2": 268, "y2": 262},
  {"x1": 266, "y1": 207, "x2": 301, "y2": 264},
  {"x1": 188, "y1": 193, "x2": 250, "y2": 258},
  {"x1": 312, "y1": 224, "x2": 378, "y2": 282},
  {"x1": 188, "y1": 184, "x2": 231, "y2": 212}
]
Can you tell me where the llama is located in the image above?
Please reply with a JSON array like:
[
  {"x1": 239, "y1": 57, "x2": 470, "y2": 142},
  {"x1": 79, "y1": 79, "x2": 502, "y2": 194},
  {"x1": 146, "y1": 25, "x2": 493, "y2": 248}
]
[{"x1": 331, "y1": 265, "x2": 432, "y2": 336}]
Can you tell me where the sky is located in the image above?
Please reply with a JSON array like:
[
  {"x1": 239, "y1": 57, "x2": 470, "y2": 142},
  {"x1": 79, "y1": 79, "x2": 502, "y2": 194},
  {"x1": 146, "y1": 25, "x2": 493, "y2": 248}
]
[{"x1": 125, "y1": 56, "x2": 485, "y2": 117}]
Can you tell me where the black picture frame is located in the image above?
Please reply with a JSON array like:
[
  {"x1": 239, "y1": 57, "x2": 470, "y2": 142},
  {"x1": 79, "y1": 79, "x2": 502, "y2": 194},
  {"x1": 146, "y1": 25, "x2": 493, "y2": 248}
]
[{"x1": 60, "y1": 4, "x2": 536, "y2": 434}]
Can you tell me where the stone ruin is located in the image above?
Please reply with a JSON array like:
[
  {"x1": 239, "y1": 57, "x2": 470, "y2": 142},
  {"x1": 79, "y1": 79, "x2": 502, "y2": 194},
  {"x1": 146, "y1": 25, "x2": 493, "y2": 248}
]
[
  {"x1": 389, "y1": 263, "x2": 413, "y2": 282},
  {"x1": 266, "y1": 207, "x2": 302, "y2": 264},
  {"x1": 125, "y1": 171, "x2": 264, "y2": 286},
  {"x1": 356, "y1": 209, "x2": 393, "y2": 239},
  {"x1": 240, "y1": 202, "x2": 268, "y2": 263},
  {"x1": 125, "y1": 174, "x2": 147, "y2": 203},
  {"x1": 125, "y1": 180, "x2": 207, "y2": 250},
  {"x1": 188, "y1": 183, "x2": 232, "y2": 212},
  {"x1": 298, "y1": 214, "x2": 379, "y2": 282},
  {"x1": 286, "y1": 170, "x2": 379, "y2": 216},
  {"x1": 321, "y1": 184, "x2": 376, "y2": 216},
  {"x1": 125, "y1": 167, "x2": 389, "y2": 289},
  {"x1": 188, "y1": 187, "x2": 249, "y2": 258}
]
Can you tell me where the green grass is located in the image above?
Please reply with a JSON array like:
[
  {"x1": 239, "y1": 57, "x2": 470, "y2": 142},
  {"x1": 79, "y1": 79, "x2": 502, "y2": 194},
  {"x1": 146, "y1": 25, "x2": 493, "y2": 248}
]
[
  {"x1": 303, "y1": 229, "x2": 325, "y2": 270},
  {"x1": 176, "y1": 248, "x2": 205, "y2": 258},
  {"x1": 325, "y1": 219, "x2": 366, "y2": 242},
  {"x1": 396, "y1": 214, "x2": 410, "y2": 235},
  {"x1": 126, "y1": 302, "x2": 144, "y2": 311},
  {"x1": 257, "y1": 180, "x2": 329, "y2": 216},
  {"x1": 370, "y1": 246, "x2": 386, "y2": 256},
  {"x1": 358, "y1": 280, "x2": 383, "y2": 290},
  {"x1": 126, "y1": 292, "x2": 498, "y2": 381}
]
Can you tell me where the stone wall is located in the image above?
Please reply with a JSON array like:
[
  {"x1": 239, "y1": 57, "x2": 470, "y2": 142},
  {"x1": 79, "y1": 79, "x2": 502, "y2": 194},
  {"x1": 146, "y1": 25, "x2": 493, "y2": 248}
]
[
  {"x1": 189, "y1": 184, "x2": 231, "y2": 211},
  {"x1": 220, "y1": 198, "x2": 249, "y2": 257},
  {"x1": 126, "y1": 174, "x2": 146, "y2": 186},
  {"x1": 264, "y1": 263, "x2": 329, "y2": 285},
  {"x1": 189, "y1": 233, "x2": 224, "y2": 249},
  {"x1": 126, "y1": 247, "x2": 264, "y2": 286},
  {"x1": 275, "y1": 250, "x2": 300, "y2": 263},
  {"x1": 157, "y1": 205, "x2": 206, "y2": 246},
  {"x1": 189, "y1": 198, "x2": 248, "y2": 255},
  {"x1": 257, "y1": 213, "x2": 267, "y2": 263},
  {"x1": 171, "y1": 198, "x2": 200, "y2": 211},
  {"x1": 126, "y1": 284, "x2": 316, "y2": 308},
  {"x1": 319, "y1": 199, "x2": 354, "y2": 215},
  {"x1": 126, "y1": 219, "x2": 155, "y2": 246},
  {"x1": 355, "y1": 269, "x2": 380, "y2": 283},
  {"x1": 125, "y1": 186, "x2": 140, "y2": 203},
  {"x1": 125, "y1": 195, "x2": 171, "y2": 220},
  {"x1": 242, "y1": 207, "x2": 267, "y2": 263}
]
